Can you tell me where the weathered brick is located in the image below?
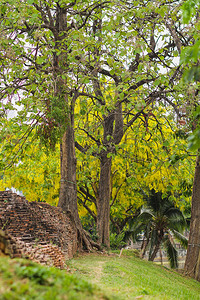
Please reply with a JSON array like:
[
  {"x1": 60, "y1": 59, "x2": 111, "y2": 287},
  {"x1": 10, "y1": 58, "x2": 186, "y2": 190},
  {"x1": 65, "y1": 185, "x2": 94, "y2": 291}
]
[{"x1": 0, "y1": 191, "x2": 78, "y2": 268}]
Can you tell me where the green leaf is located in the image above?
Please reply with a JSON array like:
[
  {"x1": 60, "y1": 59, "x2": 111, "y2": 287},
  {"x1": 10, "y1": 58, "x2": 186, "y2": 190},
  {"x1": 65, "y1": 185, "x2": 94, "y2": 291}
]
[
  {"x1": 107, "y1": 57, "x2": 113, "y2": 66},
  {"x1": 110, "y1": 69, "x2": 115, "y2": 75}
]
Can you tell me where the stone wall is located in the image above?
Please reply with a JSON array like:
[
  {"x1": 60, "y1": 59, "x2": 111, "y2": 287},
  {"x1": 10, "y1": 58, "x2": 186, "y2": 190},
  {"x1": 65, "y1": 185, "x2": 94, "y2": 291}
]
[{"x1": 0, "y1": 191, "x2": 78, "y2": 268}]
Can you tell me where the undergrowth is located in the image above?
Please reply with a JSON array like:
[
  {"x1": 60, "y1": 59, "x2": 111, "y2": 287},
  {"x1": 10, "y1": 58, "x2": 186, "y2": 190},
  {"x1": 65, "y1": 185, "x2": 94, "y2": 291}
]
[
  {"x1": 1, "y1": 251, "x2": 200, "y2": 300},
  {"x1": 0, "y1": 257, "x2": 111, "y2": 300}
]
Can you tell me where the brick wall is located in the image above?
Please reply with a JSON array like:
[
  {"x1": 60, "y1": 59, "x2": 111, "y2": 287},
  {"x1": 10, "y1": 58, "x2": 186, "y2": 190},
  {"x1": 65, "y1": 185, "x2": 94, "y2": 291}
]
[{"x1": 0, "y1": 191, "x2": 78, "y2": 268}]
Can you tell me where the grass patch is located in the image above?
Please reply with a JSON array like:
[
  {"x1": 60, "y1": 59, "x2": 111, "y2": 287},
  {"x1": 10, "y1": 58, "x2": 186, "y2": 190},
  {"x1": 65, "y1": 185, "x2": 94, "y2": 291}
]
[
  {"x1": 1, "y1": 252, "x2": 200, "y2": 300},
  {"x1": 68, "y1": 252, "x2": 200, "y2": 300},
  {"x1": 0, "y1": 257, "x2": 111, "y2": 300}
]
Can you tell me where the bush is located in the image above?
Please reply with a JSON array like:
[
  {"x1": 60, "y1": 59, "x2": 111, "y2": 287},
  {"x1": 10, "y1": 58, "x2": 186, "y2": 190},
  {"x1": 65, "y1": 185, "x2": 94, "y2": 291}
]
[{"x1": 110, "y1": 232, "x2": 127, "y2": 250}]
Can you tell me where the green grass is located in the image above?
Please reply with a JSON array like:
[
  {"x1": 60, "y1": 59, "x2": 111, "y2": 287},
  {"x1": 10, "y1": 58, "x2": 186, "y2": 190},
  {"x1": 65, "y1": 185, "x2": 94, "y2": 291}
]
[
  {"x1": 0, "y1": 256, "x2": 111, "y2": 300},
  {"x1": 68, "y1": 250, "x2": 200, "y2": 300},
  {"x1": 0, "y1": 251, "x2": 200, "y2": 300}
]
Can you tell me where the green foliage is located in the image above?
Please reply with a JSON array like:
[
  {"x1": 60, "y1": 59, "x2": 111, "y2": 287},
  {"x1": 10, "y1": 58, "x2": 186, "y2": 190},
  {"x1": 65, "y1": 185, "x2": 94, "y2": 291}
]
[
  {"x1": 125, "y1": 190, "x2": 188, "y2": 268},
  {"x1": 109, "y1": 231, "x2": 126, "y2": 250},
  {"x1": 181, "y1": 0, "x2": 200, "y2": 24},
  {"x1": 163, "y1": 237, "x2": 178, "y2": 269},
  {"x1": 16, "y1": 262, "x2": 53, "y2": 285},
  {"x1": 81, "y1": 214, "x2": 98, "y2": 242},
  {"x1": 180, "y1": 0, "x2": 200, "y2": 151},
  {"x1": 188, "y1": 128, "x2": 200, "y2": 151},
  {"x1": 0, "y1": 257, "x2": 110, "y2": 300},
  {"x1": 0, "y1": 129, "x2": 60, "y2": 204},
  {"x1": 186, "y1": 105, "x2": 200, "y2": 152},
  {"x1": 181, "y1": 40, "x2": 200, "y2": 82},
  {"x1": 0, "y1": 0, "x2": 197, "y2": 248}
]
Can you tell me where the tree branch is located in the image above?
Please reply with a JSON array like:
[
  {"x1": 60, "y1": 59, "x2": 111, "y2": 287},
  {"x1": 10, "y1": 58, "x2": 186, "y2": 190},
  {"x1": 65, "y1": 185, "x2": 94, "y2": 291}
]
[
  {"x1": 77, "y1": 196, "x2": 97, "y2": 221},
  {"x1": 165, "y1": 19, "x2": 182, "y2": 54}
]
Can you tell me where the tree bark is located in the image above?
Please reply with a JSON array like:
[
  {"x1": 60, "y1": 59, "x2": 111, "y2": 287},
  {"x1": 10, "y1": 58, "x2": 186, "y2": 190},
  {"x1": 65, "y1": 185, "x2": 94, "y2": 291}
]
[
  {"x1": 96, "y1": 104, "x2": 123, "y2": 248},
  {"x1": 58, "y1": 125, "x2": 101, "y2": 251},
  {"x1": 58, "y1": 125, "x2": 84, "y2": 249},
  {"x1": 184, "y1": 154, "x2": 200, "y2": 281},
  {"x1": 58, "y1": 126, "x2": 78, "y2": 218},
  {"x1": 97, "y1": 154, "x2": 112, "y2": 248}
]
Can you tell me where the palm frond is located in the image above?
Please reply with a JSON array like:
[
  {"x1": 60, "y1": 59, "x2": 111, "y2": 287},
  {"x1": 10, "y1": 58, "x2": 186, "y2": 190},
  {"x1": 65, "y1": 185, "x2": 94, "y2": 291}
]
[
  {"x1": 167, "y1": 209, "x2": 186, "y2": 232},
  {"x1": 165, "y1": 207, "x2": 185, "y2": 218},
  {"x1": 164, "y1": 236, "x2": 178, "y2": 269},
  {"x1": 139, "y1": 209, "x2": 154, "y2": 222},
  {"x1": 160, "y1": 199, "x2": 174, "y2": 215},
  {"x1": 146, "y1": 189, "x2": 163, "y2": 212},
  {"x1": 127, "y1": 208, "x2": 153, "y2": 230},
  {"x1": 124, "y1": 222, "x2": 146, "y2": 242},
  {"x1": 186, "y1": 217, "x2": 191, "y2": 229},
  {"x1": 171, "y1": 230, "x2": 188, "y2": 248},
  {"x1": 128, "y1": 189, "x2": 187, "y2": 268}
]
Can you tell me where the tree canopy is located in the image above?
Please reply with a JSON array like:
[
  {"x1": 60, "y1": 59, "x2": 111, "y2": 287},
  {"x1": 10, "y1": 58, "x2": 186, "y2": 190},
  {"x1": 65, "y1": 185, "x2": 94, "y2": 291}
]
[{"x1": 0, "y1": 0, "x2": 200, "y2": 277}]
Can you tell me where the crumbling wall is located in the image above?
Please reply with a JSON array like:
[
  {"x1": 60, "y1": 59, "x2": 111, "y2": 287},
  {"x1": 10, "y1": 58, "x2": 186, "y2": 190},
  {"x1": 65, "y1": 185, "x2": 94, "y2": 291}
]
[
  {"x1": 0, "y1": 229, "x2": 67, "y2": 268},
  {"x1": 0, "y1": 191, "x2": 78, "y2": 268}
]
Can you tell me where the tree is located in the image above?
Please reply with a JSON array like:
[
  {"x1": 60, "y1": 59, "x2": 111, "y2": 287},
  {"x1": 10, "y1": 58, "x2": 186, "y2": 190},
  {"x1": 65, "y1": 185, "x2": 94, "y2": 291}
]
[
  {"x1": 178, "y1": 0, "x2": 200, "y2": 281},
  {"x1": 126, "y1": 189, "x2": 188, "y2": 268},
  {"x1": 73, "y1": 0, "x2": 197, "y2": 247},
  {"x1": 0, "y1": 0, "x2": 107, "y2": 250},
  {"x1": 0, "y1": 103, "x2": 193, "y2": 245},
  {"x1": 76, "y1": 105, "x2": 194, "y2": 236},
  {"x1": 0, "y1": 0, "x2": 198, "y2": 251},
  {"x1": 183, "y1": 98, "x2": 200, "y2": 281}
]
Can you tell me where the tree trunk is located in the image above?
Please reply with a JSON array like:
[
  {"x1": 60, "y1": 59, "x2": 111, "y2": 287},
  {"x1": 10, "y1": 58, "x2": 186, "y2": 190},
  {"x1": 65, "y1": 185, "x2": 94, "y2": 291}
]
[
  {"x1": 184, "y1": 154, "x2": 200, "y2": 281},
  {"x1": 141, "y1": 235, "x2": 150, "y2": 258},
  {"x1": 160, "y1": 248, "x2": 163, "y2": 265},
  {"x1": 58, "y1": 126, "x2": 83, "y2": 249},
  {"x1": 58, "y1": 126, "x2": 78, "y2": 218},
  {"x1": 149, "y1": 232, "x2": 163, "y2": 262},
  {"x1": 149, "y1": 243, "x2": 160, "y2": 261},
  {"x1": 96, "y1": 103, "x2": 123, "y2": 248},
  {"x1": 53, "y1": 6, "x2": 98, "y2": 251},
  {"x1": 58, "y1": 123, "x2": 100, "y2": 251},
  {"x1": 97, "y1": 154, "x2": 112, "y2": 248}
]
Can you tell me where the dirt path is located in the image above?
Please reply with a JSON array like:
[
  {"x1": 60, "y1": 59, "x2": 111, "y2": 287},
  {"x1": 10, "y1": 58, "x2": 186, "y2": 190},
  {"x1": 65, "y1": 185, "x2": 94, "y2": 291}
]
[{"x1": 91, "y1": 260, "x2": 105, "y2": 284}]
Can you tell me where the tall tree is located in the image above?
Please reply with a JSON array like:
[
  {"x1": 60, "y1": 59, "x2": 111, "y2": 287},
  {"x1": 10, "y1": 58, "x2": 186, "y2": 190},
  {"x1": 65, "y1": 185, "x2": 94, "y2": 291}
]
[
  {"x1": 75, "y1": 0, "x2": 196, "y2": 247},
  {"x1": 76, "y1": 104, "x2": 194, "y2": 236},
  {"x1": 0, "y1": 0, "x2": 198, "y2": 251},
  {"x1": 178, "y1": 0, "x2": 200, "y2": 281},
  {"x1": 0, "y1": 0, "x2": 107, "y2": 249},
  {"x1": 184, "y1": 154, "x2": 200, "y2": 280}
]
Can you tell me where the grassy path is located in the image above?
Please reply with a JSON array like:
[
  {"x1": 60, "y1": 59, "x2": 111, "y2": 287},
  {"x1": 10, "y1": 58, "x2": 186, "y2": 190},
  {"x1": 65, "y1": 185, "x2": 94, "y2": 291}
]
[
  {"x1": 68, "y1": 251, "x2": 200, "y2": 300},
  {"x1": 0, "y1": 256, "x2": 110, "y2": 300},
  {"x1": 92, "y1": 260, "x2": 105, "y2": 284},
  {"x1": 0, "y1": 251, "x2": 200, "y2": 299}
]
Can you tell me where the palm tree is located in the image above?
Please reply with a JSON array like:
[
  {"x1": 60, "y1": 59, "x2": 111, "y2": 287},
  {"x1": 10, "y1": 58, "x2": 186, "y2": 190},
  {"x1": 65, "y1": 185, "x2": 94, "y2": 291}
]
[{"x1": 126, "y1": 189, "x2": 188, "y2": 268}]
